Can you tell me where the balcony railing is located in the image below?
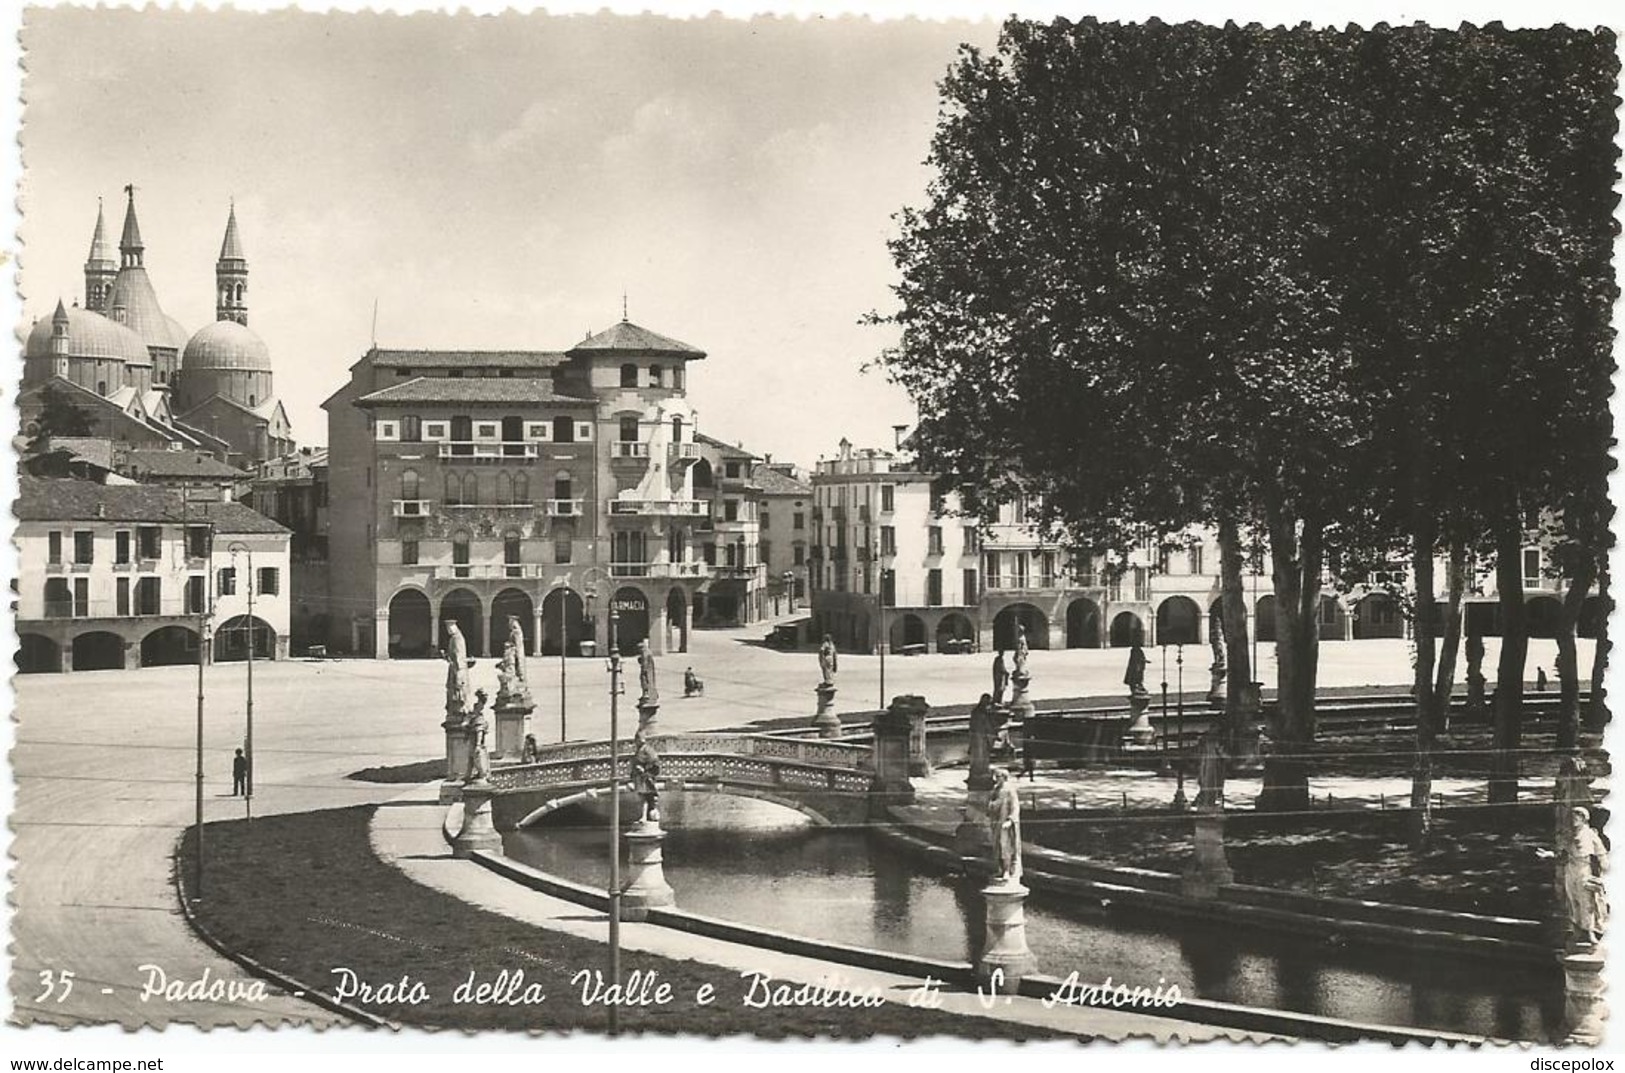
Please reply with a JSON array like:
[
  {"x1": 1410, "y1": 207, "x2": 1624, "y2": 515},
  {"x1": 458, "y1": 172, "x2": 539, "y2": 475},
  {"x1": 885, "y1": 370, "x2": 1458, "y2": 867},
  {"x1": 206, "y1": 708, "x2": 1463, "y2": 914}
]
[
  {"x1": 611, "y1": 442, "x2": 651, "y2": 459},
  {"x1": 609, "y1": 498, "x2": 708, "y2": 517},
  {"x1": 443, "y1": 502, "x2": 535, "y2": 511},
  {"x1": 669, "y1": 443, "x2": 702, "y2": 460},
  {"x1": 609, "y1": 562, "x2": 711, "y2": 579},
  {"x1": 545, "y1": 498, "x2": 585, "y2": 517},
  {"x1": 431, "y1": 563, "x2": 548, "y2": 580},
  {"x1": 436, "y1": 442, "x2": 541, "y2": 461},
  {"x1": 393, "y1": 499, "x2": 432, "y2": 517}
]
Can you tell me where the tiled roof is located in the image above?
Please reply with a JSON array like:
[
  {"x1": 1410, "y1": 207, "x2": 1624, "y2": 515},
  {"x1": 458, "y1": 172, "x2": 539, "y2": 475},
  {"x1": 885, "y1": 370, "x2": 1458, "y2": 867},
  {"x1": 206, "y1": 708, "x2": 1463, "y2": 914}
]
[
  {"x1": 752, "y1": 463, "x2": 812, "y2": 496},
  {"x1": 354, "y1": 377, "x2": 595, "y2": 407},
  {"x1": 569, "y1": 320, "x2": 706, "y2": 358},
  {"x1": 44, "y1": 437, "x2": 116, "y2": 470},
  {"x1": 694, "y1": 431, "x2": 759, "y2": 459},
  {"x1": 118, "y1": 449, "x2": 246, "y2": 479},
  {"x1": 370, "y1": 349, "x2": 569, "y2": 369},
  {"x1": 16, "y1": 475, "x2": 286, "y2": 533}
]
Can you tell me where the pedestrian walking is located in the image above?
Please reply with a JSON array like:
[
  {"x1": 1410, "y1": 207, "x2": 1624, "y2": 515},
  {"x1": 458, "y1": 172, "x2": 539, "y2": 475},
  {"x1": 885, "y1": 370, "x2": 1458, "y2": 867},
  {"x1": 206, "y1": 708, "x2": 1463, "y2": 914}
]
[
  {"x1": 1537, "y1": 667, "x2": 1549, "y2": 692},
  {"x1": 232, "y1": 748, "x2": 248, "y2": 796},
  {"x1": 1022, "y1": 748, "x2": 1037, "y2": 781}
]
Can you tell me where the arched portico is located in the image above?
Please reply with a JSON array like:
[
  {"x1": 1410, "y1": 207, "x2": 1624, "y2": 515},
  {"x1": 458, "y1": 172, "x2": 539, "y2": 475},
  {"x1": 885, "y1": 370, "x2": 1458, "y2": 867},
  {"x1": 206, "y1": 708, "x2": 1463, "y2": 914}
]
[
  {"x1": 441, "y1": 588, "x2": 484, "y2": 658},
  {"x1": 142, "y1": 625, "x2": 201, "y2": 667},
  {"x1": 1066, "y1": 598, "x2": 1102, "y2": 648},
  {"x1": 491, "y1": 588, "x2": 535, "y2": 655},
  {"x1": 1155, "y1": 596, "x2": 1201, "y2": 646},
  {"x1": 1353, "y1": 593, "x2": 1403, "y2": 640},
  {"x1": 388, "y1": 588, "x2": 434, "y2": 657},
  {"x1": 936, "y1": 612, "x2": 975, "y2": 653},
  {"x1": 215, "y1": 615, "x2": 276, "y2": 662},
  {"x1": 17, "y1": 633, "x2": 61, "y2": 674},
  {"x1": 992, "y1": 603, "x2": 1048, "y2": 651},
  {"x1": 1109, "y1": 611, "x2": 1145, "y2": 648},
  {"x1": 72, "y1": 631, "x2": 126, "y2": 671},
  {"x1": 666, "y1": 588, "x2": 689, "y2": 653}
]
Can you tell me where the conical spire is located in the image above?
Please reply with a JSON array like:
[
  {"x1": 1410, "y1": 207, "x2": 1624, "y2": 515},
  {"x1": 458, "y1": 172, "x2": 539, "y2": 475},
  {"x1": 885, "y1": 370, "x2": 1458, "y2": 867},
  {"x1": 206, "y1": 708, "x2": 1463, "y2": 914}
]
[
  {"x1": 218, "y1": 199, "x2": 245, "y2": 262},
  {"x1": 52, "y1": 298, "x2": 68, "y2": 323},
  {"x1": 86, "y1": 199, "x2": 112, "y2": 266},
  {"x1": 118, "y1": 184, "x2": 144, "y2": 268}
]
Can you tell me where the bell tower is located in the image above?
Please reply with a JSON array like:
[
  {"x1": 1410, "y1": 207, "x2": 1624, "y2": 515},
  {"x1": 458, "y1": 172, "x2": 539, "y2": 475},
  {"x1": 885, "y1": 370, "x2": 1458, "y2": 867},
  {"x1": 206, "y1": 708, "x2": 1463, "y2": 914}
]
[
  {"x1": 215, "y1": 201, "x2": 248, "y2": 326},
  {"x1": 83, "y1": 199, "x2": 115, "y2": 312}
]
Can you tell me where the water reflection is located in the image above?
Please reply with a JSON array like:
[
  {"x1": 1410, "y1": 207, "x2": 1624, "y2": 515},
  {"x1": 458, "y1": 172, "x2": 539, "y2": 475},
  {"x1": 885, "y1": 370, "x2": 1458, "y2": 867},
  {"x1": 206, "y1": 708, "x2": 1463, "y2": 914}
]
[{"x1": 504, "y1": 790, "x2": 1558, "y2": 1039}]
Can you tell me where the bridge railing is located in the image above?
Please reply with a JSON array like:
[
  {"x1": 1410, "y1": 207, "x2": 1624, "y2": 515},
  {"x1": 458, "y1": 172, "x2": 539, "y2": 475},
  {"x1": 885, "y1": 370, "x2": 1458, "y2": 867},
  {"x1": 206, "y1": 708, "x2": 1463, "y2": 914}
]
[{"x1": 488, "y1": 732, "x2": 873, "y2": 794}]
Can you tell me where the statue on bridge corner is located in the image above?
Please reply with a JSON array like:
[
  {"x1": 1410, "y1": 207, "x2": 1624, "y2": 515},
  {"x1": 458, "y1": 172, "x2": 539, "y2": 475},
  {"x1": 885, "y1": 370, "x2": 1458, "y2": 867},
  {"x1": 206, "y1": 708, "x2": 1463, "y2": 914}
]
[
  {"x1": 989, "y1": 767, "x2": 1023, "y2": 884},
  {"x1": 818, "y1": 635, "x2": 839, "y2": 686},
  {"x1": 992, "y1": 651, "x2": 1009, "y2": 705},
  {"x1": 1012, "y1": 626, "x2": 1030, "y2": 680},
  {"x1": 507, "y1": 615, "x2": 527, "y2": 685},
  {"x1": 445, "y1": 621, "x2": 472, "y2": 718},
  {"x1": 1562, "y1": 806, "x2": 1610, "y2": 951},
  {"x1": 968, "y1": 693, "x2": 997, "y2": 789},
  {"x1": 637, "y1": 638, "x2": 659, "y2": 706},
  {"x1": 630, "y1": 730, "x2": 661, "y2": 824},
  {"x1": 1124, "y1": 642, "x2": 1149, "y2": 699},
  {"x1": 463, "y1": 689, "x2": 492, "y2": 785},
  {"x1": 1193, "y1": 727, "x2": 1227, "y2": 810}
]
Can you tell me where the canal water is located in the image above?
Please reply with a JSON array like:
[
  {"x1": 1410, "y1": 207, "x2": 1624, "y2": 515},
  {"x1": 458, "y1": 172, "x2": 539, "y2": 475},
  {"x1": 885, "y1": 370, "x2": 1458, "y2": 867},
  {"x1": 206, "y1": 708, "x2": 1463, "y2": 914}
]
[{"x1": 504, "y1": 792, "x2": 1561, "y2": 1041}]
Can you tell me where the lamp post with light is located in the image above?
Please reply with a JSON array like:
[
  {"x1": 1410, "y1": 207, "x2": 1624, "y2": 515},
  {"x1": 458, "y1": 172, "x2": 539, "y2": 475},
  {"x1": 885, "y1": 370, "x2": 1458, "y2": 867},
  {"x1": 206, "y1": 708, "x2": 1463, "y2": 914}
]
[
  {"x1": 228, "y1": 541, "x2": 255, "y2": 820},
  {"x1": 605, "y1": 604, "x2": 623, "y2": 1036}
]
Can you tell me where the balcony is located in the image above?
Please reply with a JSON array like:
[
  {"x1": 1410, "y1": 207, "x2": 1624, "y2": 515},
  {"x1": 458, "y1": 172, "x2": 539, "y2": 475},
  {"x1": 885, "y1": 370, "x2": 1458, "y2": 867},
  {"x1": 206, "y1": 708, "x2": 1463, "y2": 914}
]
[
  {"x1": 393, "y1": 499, "x2": 432, "y2": 518},
  {"x1": 545, "y1": 498, "x2": 585, "y2": 517},
  {"x1": 609, "y1": 562, "x2": 711, "y2": 579},
  {"x1": 436, "y1": 442, "x2": 541, "y2": 462},
  {"x1": 611, "y1": 441, "x2": 651, "y2": 460},
  {"x1": 609, "y1": 498, "x2": 708, "y2": 518},
  {"x1": 442, "y1": 502, "x2": 535, "y2": 512},
  {"x1": 430, "y1": 563, "x2": 549, "y2": 581},
  {"x1": 713, "y1": 565, "x2": 761, "y2": 580},
  {"x1": 669, "y1": 443, "x2": 702, "y2": 462}
]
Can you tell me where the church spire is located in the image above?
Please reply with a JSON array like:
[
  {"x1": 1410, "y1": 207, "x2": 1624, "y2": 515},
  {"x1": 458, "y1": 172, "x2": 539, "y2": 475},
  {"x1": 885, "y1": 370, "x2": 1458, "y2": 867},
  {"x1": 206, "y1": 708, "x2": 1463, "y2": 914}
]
[
  {"x1": 84, "y1": 198, "x2": 115, "y2": 312},
  {"x1": 215, "y1": 200, "x2": 248, "y2": 326},
  {"x1": 118, "y1": 184, "x2": 144, "y2": 269}
]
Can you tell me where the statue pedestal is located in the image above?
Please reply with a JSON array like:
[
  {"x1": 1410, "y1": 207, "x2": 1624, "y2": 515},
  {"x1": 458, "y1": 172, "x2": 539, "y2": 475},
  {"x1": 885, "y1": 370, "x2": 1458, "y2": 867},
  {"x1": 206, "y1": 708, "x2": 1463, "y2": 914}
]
[
  {"x1": 955, "y1": 787, "x2": 994, "y2": 871},
  {"x1": 868, "y1": 698, "x2": 917, "y2": 805},
  {"x1": 1009, "y1": 672, "x2": 1035, "y2": 723},
  {"x1": 452, "y1": 782, "x2": 502, "y2": 859},
  {"x1": 441, "y1": 717, "x2": 469, "y2": 804},
  {"x1": 1563, "y1": 951, "x2": 1607, "y2": 1045},
  {"x1": 637, "y1": 701, "x2": 660, "y2": 737},
  {"x1": 1207, "y1": 662, "x2": 1225, "y2": 708},
  {"x1": 978, "y1": 879, "x2": 1037, "y2": 992},
  {"x1": 621, "y1": 820, "x2": 676, "y2": 922},
  {"x1": 1123, "y1": 691, "x2": 1155, "y2": 747},
  {"x1": 905, "y1": 696, "x2": 933, "y2": 777},
  {"x1": 1181, "y1": 808, "x2": 1233, "y2": 898},
  {"x1": 812, "y1": 683, "x2": 841, "y2": 738},
  {"x1": 493, "y1": 694, "x2": 533, "y2": 760}
]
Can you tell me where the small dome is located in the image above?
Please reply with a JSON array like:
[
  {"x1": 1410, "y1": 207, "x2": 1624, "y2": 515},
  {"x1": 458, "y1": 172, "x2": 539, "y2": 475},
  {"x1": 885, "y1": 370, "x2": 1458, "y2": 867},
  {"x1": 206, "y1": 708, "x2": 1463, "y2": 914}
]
[
  {"x1": 183, "y1": 319, "x2": 272, "y2": 372},
  {"x1": 25, "y1": 304, "x2": 150, "y2": 366}
]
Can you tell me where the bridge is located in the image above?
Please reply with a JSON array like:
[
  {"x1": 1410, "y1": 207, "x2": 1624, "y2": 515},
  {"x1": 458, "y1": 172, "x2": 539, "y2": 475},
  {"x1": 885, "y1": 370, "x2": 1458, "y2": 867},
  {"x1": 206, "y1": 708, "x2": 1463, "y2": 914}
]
[{"x1": 485, "y1": 733, "x2": 882, "y2": 829}]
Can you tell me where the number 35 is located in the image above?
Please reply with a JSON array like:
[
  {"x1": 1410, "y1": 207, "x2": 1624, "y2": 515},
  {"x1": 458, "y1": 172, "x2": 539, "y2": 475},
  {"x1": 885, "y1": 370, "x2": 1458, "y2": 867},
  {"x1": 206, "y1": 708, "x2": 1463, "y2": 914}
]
[{"x1": 36, "y1": 969, "x2": 75, "y2": 1003}]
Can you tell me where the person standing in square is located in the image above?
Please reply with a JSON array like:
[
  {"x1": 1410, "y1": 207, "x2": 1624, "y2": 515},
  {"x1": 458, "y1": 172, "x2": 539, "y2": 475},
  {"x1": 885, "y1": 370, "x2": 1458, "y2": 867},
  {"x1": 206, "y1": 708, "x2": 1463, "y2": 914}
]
[{"x1": 232, "y1": 748, "x2": 248, "y2": 796}]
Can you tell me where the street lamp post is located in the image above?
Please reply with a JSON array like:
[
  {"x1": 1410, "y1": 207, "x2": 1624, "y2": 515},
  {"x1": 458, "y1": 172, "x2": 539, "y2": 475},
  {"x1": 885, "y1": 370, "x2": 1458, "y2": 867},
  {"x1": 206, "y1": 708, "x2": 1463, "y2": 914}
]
[
  {"x1": 229, "y1": 542, "x2": 255, "y2": 821},
  {"x1": 1159, "y1": 643, "x2": 1169, "y2": 764},
  {"x1": 1173, "y1": 643, "x2": 1188, "y2": 810},
  {"x1": 606, "y1": 606, "x2": 623, "y2": 1037}
]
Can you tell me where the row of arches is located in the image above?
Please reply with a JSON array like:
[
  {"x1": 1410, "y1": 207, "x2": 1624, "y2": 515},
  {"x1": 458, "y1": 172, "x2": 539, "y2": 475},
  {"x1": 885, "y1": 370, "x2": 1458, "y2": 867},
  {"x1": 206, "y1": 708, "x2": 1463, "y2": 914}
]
[
  {"x1": 386, "y1": 584, "x2": 696, "y2": 659},
  {"x1": 15, "y1": 616, "x2": 277, "y2": 673}
]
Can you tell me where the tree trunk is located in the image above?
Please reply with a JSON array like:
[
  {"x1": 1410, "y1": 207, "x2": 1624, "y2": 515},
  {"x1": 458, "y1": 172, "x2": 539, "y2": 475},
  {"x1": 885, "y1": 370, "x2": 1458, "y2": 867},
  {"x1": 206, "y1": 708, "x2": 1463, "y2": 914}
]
[
  {"x1": 1217, "y1": 513, "x2": 1254, "y2": 749},
  {"x1": 1258, "y1": 502, "x2": 1321, "y2": 812},
  {"x1": 1585, "y1": 574, "x2": 1609, "y2": 735},
  {"x1": 1409, "y1": 523, "x2": 1437, "y2": 841},
  {"x1": 1555, "y1": 559, "x2": 1595, "y2": 752},
  {"x1": 1430, "y1": 540, "x2": 1468, "y2": 731},
  {"x1": 1489, "y1": 507, "x2": 1529, "y2": 805}
]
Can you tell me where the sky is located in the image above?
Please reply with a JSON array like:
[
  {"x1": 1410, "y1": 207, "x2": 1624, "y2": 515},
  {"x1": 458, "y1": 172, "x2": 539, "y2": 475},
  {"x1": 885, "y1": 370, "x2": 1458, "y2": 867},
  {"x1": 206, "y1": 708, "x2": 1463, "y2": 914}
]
[{"x1": 18, "y1": 8, "x2": 1002, "y2": 466}]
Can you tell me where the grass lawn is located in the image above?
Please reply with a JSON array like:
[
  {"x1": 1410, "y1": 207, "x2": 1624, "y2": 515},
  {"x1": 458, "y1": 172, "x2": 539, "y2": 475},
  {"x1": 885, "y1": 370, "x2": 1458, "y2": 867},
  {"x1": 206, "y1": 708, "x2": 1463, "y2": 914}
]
[{"x1": 180, "y1": 805, "x2": 1075, "y2": 1039}]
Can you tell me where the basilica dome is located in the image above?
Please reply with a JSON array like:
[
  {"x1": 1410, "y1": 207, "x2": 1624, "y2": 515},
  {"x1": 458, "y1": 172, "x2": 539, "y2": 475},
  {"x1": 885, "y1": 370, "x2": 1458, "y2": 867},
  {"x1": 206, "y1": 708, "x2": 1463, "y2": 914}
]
[
  {"x1": 24, "y1": 305, "x2": 150, "y2": 366},
  {"x1": 183, "y1": 319, "x2": 272, "y2": 372}
]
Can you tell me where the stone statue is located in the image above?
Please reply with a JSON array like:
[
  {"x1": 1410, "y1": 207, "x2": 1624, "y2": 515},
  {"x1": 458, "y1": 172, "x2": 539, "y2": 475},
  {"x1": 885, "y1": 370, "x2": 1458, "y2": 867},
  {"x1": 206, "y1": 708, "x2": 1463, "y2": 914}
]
[
  {"x1": 507, "y1": 615, "x2": 527, "y2": 685},
  {"x1": 989, "y1": 767, "x2": 1023, "y2": 883},
  {"x1": 637, "y1": 638, "x2": 658, "y2": 705},
  {"x1": 1124, "y1": 642, "x2": 1148, "y2": 698},
  {"x1": 1209, "y1": 608, "x2": 1226, "y2": 671},
  {"x1": 1013, "y1": 627, "x2": 1030, "y2": 678},
  {"x1": 818, "y1": 635, "x2": 838, "y2": 686},
  {"x1": 464, "y1": 690, "x2": 491, "y2": 783},
  {"x1": 445, "y1": 621, "x2": 471, "y2": 716},
  {"x1": 1194, "y1": 728, "x2": 1227, "y2": 810},
  {"x1": 630, "y1": 731, "x2": 661, "y2": 823},
  {"x1": 968, "y1": 693, "x2": 996, "y2": 787},
  {"x1": 992, "y1": 651, "x2": 1009, "y2": 704},
  {"x1": 1562, "y1": 807, "x2": 1610, "y2": 949}
]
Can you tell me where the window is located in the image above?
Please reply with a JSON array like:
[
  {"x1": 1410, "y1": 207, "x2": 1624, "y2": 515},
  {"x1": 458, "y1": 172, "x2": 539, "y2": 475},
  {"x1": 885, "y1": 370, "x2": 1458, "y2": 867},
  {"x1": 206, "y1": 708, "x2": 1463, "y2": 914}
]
[
  {"x1": 725, "y1": 461, "x2": 741, "y2": 480},
  {"x1": 649, "y1": 364, "x2": 664, "y2": 387},
  {"x1": 1188, "y1": 545, "x2": 1204, "y2": 576},
  {"x1": 1013, "y1": 552, "x2": 1029, "y2": 588},
  {"x1": 793, "y1": 512, "x2": 805, "y2": 531},
  {"x1": 401, "y1": 469, "x2": 420, "y2": 500},
  {"x1": 424, "y1": 422, "x2": 447, "y2": 440},
  {"x1": 619, "y1": 415, "x2": 639, "y2": 442},
  {"x1": 554, "y1": 474, "x2": 573, "y2": 502},
  {"x1": 880, "y1": 485, "x2": 895, "y2": 513},
  {"x1": 1157, "y1": 545, "x2": 1172, "y2": 575},
  {"x1": 137, "y1": 526, "x2": 161, "y2": 560},
  {"x1": 620, "y1": 363, "x2": 639, "y2": 388},
  {"x1": 504, "y1": 530, "x2": 522, "y2": 568},
  {"x1": 880, "y1": 526, "x2": 897, "y2": 556},
  {"x1": 881, "y1": 569, "x2": 896, "y2": 606},
  {"x1": 444, "y1": 472, "x2": 461, "y2": 506},
  {"x1": 761, "y1": 509, "x2": 771, "y2": 531},
  {"x1": 401, "y1": 415, "x2": 422, "y2": 442},
  {"x1": 963, "y1": 528, "x2": 980, "y2": 554},
  {"x1": 724, "y1": 500, "x2": 740, "y2": 522},
  {"x1": 927, "y1": 569, "x2": 943, "y2": 607},
  {"x1": 760, "y1": 540, "x2": 772, "y2": 564},
  {"x1": 136, "y1": 577, "x2": 161, "y2": 615},
  {"x1": 1321, "y1": 598, "x2": 1339, "y2": 627},
  {"x1": 985, "y1": 551, "x2": 1001, "y2": 588},
  {"x1": 186, "y1": 526, "x2": 210, "y2": 559},
  {"x1": 1133, "y1": 567, "x2": 1150, "y2": 602},
  {"x1": 47, "y1": 531, "x2": 62, "y2": 565},
  {"x1": 44, "y1": 578, "x2": 70, "y2": 618},
  {"x1": 185, "y1": 575, "x2": 205, "y2": 614},
  {"x1": 1041, "y1": 552, "x2": 1056, "y2": 587},
  {"x1": 73, "y1": 577, "x2": 89, "y2": 617},
  {"x1": 554, "y1": 527, "x2": 573, "y2": 565},
  {"x1": 963, "y1": 568, "x2": 978, "y2": 603},
  {"x1": 453, "y1": 534, "x2": 471, "y2": 578},
  {"x1": 702, "y1": 543, "x2": 717, "y2": 566},
  {"x1": 73, "y1": 530, "x2": 94, "y2": 564},
  {"x1": 115, "y1": 531, "x2": 131, "y2": 565},
  {"x1": 793, "y1": 544, "x2": 805, "y2": 566},
  {"x1": 552, "y1": 415, "x2": 575, "y2": 443},
  {"x1": 401, "y1": 539, "x2": 419, "y2": 566},
  {"x1": 219, "y1": 567, "x2": 237, "y2": 596},
  {"x1": 476, "y1": 423, "x2": 498, "y2": 439},
  {"x1": 928, "y1": 526, "x2": 943, "y2": 555},
  {"x1": 1523, "y1": 549, "x2": 1542, "y2": 588},
  {"x1": 673, "y1": 367, "x2": 684, "y2": 391},
  {"x1": 116, "y1": 577, "x2": 130, "y2": 616},
  {"x1": 258, "y1": 568, "x2": 280, "y2": 596}
]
